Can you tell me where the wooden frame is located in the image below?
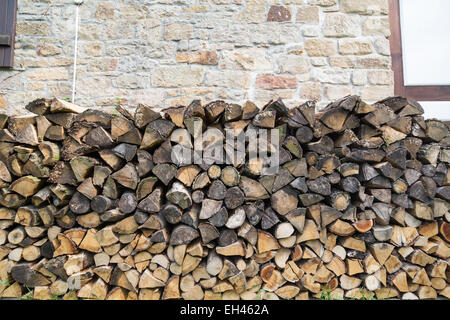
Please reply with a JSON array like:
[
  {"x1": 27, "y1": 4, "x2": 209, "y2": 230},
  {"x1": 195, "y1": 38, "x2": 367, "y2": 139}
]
[
  {"x1": 388, "y1": 0, "x2": 450, "y2": 101},
  {"x1": 0, "y1": 0, "x2": 18, "y2": 68}
]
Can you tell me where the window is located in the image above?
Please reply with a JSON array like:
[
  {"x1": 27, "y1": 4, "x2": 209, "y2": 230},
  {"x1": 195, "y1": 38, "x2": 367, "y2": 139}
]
[
  {"x1": 0, "y1": 0, "x2": 18, "y2": 68},
  {"x1": 389, "y1": 0, "x2": 450, "y2": 102}
]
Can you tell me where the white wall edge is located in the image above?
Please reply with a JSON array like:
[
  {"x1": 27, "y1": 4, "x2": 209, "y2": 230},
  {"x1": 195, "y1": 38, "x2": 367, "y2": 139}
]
[{"x1": 420, "y1": 101, "x2": 450, "y2": 121}]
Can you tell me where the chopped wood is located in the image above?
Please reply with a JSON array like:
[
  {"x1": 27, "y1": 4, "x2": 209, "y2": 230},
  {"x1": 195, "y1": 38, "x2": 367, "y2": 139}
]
[{"x1": 0, "y1": 96, "x2": 447, "y2": 300}]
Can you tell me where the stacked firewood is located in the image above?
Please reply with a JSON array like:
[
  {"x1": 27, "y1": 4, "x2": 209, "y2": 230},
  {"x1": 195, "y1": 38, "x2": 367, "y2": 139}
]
[{"x1": 0, "y1": 95, "x2": 448, "y2": 300}]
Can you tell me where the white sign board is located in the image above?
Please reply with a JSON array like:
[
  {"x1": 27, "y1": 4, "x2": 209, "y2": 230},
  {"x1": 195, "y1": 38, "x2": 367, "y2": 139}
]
[{"x1": 400, "y1": 0, "x2": 450, "y2": 86}]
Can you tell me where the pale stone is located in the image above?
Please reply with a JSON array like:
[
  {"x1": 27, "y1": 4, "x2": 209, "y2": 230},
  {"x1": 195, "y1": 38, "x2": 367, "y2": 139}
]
[
  {"x1": 49, "y1": 58, "x2": 73, "y2": 67},
  {"x1": 95, "y1": 2, "x2": 115, "y2": 19},
  {"x1": 166, "y1": 96, "x2": 207, "y2": 108},
  {"x1": 27, "y1": 68, "x2": 69, "y2": 81},
  {"x1": 308, "y1": 0, "x2": 337, "y2": 6},
  {"x1": 298, "y1": 73, "x2": 311, "y2": 82},
  {"x1": 287, "y1": 45, "x2": 305, "y2": 55},
  {"x1": 209, "y1": 0, "x2": 231, "y2": 4},
  {"x1": 113, "y1": 74, "x2": 147, "y2": 89},
  {"x1": 330, "y1": 57, "x2": 355, "y2": 68},
  {"x1": 304, "y1": 39, "x2": 336, "y2": 57},
  {"x1": 15, "y1": 57, "x2": 47, "y2": 68},
  {"x1": 148, "y1": 5, "x2": 182, "y2": 19},
  {"x1": 374, "y1": 37, "x2": 391, "y2": 56},
  {"x1": 341, "y1": 0, "x2": 388, "y2": 15},
  {"x1": 361, "y1": 86, "x2": 394, "y2": 101},
  {"x1": 48, "y1": 83, "x2": 72, "y2": 98},
  {"x1": 310, "y1": 57, "x2": 327, "y2": 66},
  {"x1": 302, "y1": 26, "x2": 320, "y2": 37},
  {"x1": 177, "y1": 40, "x2": 189, "y2": 52},
  {"x1": 300, "y1": 82, "x2": 322, "y2": 100},
  {"x1": 176, "y1": 51, "x2": 218, "y2": 65},
  {"x1": 234, "y1": 0, "x2": 266, "y2": 24},
  {"x1": 105, "y1": 21, "x2": 134, "y2": 40},
  {"x1": 313, "y1": 68, "x2": 351, "y2": 84},
  {"x1": 142, "y1": 42, "x2": 177, "y2": 59},
  {"x1": 356, "y1": 57, "x2": 391, "y2": 69},
  {"x1": 136, "y1": 20, "x2": 162, "y2": 41},
  {"x1": 16, "y1": 22, "x2": 50, "y2": 36},
  {"x1": 285, "y1": 0, "x2": 306, "y2": 3},
  {"x1": 77, "y1": 78, "x2": 112, "y2": 98},
  {"x1": 51, "y1": 17, "x2": 76, "y2": 38},
  {"x1": 28, "y1": 82, "x2": 46, "y2": 91},
  {"x1": 352, "y1": 70, "x2": 367, "y2": 86},
  {"x1": 256, "y1": 74, "x2": 297, "y2": 89},
  {"x1": 104, "y1": 45, "x2": 133, "y2": 57},
  {"x1": 78, "y1": 25, "x2": 103, "y2": 40},
  {"x1": 18, "y1": 4, "x2": 49, "y2": 15},
  {"x1": 321, "y1": 5, "x2": 340, "y2": 13},
  {"x1": 197, "y1": 29, "x2": 211, "y2": 42},
  {"x1": 216, "y1": 89, "x2": 248, "y2": 101},
  {"x1": 205, "y1": 70, "x2": 251, "y2": 89},
  {"x1": 164, "y1": 23, "x2": 194, "y2": 41},
  {"x1": 363, "y1": 17, "x2": 391, "y2": 37},
  {"x1": 165, "y1": 89, "x2": 180, "y2": 99},
  {"x1": 152, "y1": 66, "x2": 204, "y2": 88},
  {"x1": 183, "y1": 5, "x2": 208, "y2": 13},
  {"x1": 119, "y1": 5, "x2": 148, "y2": 19},
  {"x1": 188, "y1": 40, "x2": 216, "y2": 51},
  {"x1": 95, "y1": 97, "x2": 122, "y2": 107},
  {"x1": 322, "y1": 14, "x2": 360, "y2": 37},
  {"x1": 125, "y1": 90, "x2": 165, "y2": 107},
  {"x1": 37, "y1": 44, "x2": 62, "y2": 57},
  {"x1": 338, "y1": 39, "x2": 373, "y2": 55},
  {"x1": 88, "y1": 58, "x2": 118, "y2": 72},
  {"x1": 251, "y1": 25, "x2": 301, "y2": 45},
  {"x1": 325, "y1": 86, "x2": 354, "y2": 100},
  {"x1": 254, "y1": 89, "x2": 296, "y2": 102},
  {"x1": 296, "y1": 6, "x2": 320, "y2": 24},
  {"x1": 181, "y1": 87, "x2": 215, "y2": 98},
  {"x1": 219, "y1": 48, "x2": 273, "y2": 71},
  {"x1": 210, "y1": 25, "x2": 250, "y2": 44},
  {"x1": 0, "y1": 71, "x2": 26, "y2": 91},
  {"x1": 368, "y1": 70, "x2": 394, "y2": 85},
  {"x1": 278, "y1": 55, "x2": 310, "y2": 74}
]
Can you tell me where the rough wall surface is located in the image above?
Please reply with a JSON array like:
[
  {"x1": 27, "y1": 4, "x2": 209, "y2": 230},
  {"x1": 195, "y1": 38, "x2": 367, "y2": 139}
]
[{"x1": 0, "y1": 0, "x2": 393, "y2": 115}]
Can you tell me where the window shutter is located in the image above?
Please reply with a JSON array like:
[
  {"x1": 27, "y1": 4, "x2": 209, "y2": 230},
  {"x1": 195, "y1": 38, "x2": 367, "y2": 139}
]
[{"x1": 0, "y1": 0, "x2": 18, "y2": 68}]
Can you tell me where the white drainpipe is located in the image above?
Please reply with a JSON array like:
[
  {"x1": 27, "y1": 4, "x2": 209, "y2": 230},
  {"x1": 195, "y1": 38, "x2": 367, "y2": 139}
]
[{"x1": 72, "y1": 0, "x2": 83, "y2": 103}]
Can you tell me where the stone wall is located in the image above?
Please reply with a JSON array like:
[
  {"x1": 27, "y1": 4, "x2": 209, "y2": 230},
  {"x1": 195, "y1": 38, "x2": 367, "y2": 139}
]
[{"x1": 0, "y1": 0, "x2": 394, "y2": 114}]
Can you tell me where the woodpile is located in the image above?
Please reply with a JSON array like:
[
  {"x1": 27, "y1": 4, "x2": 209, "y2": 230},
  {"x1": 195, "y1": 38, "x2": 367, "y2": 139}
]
[{"x1": 0, "y1": 95, "x2": 448, "y2": 300}]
